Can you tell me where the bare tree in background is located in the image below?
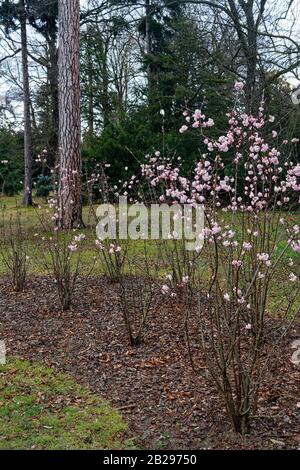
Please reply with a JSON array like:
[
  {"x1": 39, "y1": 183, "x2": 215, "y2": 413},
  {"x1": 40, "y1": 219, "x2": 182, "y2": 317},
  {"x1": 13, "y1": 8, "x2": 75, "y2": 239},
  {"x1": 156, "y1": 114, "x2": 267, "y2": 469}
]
[
  {"x1": 57, "y1": 0, "x2": 83, "y2": 228},
  {"x1": 0, "y1": 0, "x2": 33, "y2": 205},
  {"x1": 140, "y1": 0, "x2": 300, "y2": 110},
  {"x1": 19, "y1": 0, "x2": 33, "y2": 205}
]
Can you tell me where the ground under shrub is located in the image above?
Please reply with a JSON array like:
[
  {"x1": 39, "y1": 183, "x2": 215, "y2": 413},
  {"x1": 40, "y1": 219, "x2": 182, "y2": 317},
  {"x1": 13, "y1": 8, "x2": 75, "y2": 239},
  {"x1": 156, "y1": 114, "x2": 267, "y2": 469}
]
[{"x1": 1, "y1": 276, "x2": 299, "y2": 449}]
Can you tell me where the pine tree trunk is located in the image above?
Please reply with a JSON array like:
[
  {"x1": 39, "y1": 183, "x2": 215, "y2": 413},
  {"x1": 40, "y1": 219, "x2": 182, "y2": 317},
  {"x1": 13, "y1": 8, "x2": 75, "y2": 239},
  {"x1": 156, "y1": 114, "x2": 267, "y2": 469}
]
[
  {"x1": 20, "y1": 0, "x2": 33, "y2": 206},
  {"x1": 57, "y1": 0, "x2": 83, "y2": 229},
  {"x1": 100, "y1": 39, "x2": 110, "y2": 129},
  {"x1": 87, "y1": 29, "x2": 94, "y2": 140},
  {"x1": 48, "y1": 36, "x2": 59, "y2": 168}
]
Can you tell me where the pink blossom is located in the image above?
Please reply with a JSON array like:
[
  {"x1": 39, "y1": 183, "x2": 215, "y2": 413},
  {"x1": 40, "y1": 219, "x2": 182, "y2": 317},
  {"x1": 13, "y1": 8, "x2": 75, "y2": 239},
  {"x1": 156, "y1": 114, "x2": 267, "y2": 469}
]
[
  {"x1": 95, "y1": 239, "x2": 104, "y2": 250},
  {"x1": 68, "y1": 243, "x2": 78, "y2": 252},
  {"x1": 161, "y1": 285, "x2": 170, "y2": 295},
  {"x1": 243, "y1": 242, "x2": 252, "y2": 251},
  {"x1": 179, "y1": 125, "x2": 188, "y2": 134},
  {"x1": 74, "y1": 233, "x2": 85, "y2": 242},
  {"x1": 289, "y1": 273, "x2": 298, "y2": 283},
  {"x1": 232, "y1": 260, "x2": 242, "y2": 268},
  {"x1": 291, "y1": 240, "x2": 300, "y2": 253},
  {"x1": 211, "y1": 223, "x2": 222, "y2": 235},
  {"x1": 234, "y1": 81, "x2": 245, "y2": 91},
  {"x1": 203, "y1": 118, "x2": 214, "y2": 128},
  {"x1": 291, "y1": 165, "x2": 300, "y2": 177},
  {"x1": 257, "y1": 253, "x2": 271, "y2": 266}
]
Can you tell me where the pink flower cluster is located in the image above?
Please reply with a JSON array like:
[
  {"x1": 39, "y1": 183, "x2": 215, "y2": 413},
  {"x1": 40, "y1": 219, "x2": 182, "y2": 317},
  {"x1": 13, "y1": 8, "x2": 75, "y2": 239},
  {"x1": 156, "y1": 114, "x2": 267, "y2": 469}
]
[{"x1": 140, "y1": 89, "x2": 300, "y2": 217}]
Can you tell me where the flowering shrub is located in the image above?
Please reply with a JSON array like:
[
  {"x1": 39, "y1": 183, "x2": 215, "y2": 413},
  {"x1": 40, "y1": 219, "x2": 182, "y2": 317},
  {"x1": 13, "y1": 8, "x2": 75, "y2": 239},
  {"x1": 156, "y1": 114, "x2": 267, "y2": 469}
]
[
  {"x1": 95, "y1": 238, "x2": 125, "y2": 282},
  {"x1": 39, "y1": 230, "x2": 87, "y2": 311},
  {"x1": 140, "y1": 154, "x2": 204, "y2": 300},
  {"x1": 32, "y1": 84, "x2": 299, "y2": 434},
  {"x1": 0, "y1": 212, "x2": 30, "y2": 292},
  {"x1": 35, "y1": 200, "x2": 89, "y2": 311},
  {"x1": 117, "y1": 241, "x2": 163, "y2": 346},
  {"x1": 137, "y1": 83, "x2": 300, "y2": 434}
]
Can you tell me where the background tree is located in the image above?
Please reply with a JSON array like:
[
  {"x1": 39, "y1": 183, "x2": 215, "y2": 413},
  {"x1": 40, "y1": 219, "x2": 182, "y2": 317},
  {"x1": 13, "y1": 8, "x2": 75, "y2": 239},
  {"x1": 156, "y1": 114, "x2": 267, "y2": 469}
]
[
  {"x1": 19, "y1": 0, "x2": 32, "y2": 205},
  {"x1": 57, "y1": 0, "x2": 83, "y2": 229},
  {"x1": 0, "y1": 0, "x2": 299, "y2": 203},
  {"x1": 0, "y1": 0, "x2": 33, "y2": 205},
  {"x1": 26, "y1": 0, "x2": 58, "y2": 167}
]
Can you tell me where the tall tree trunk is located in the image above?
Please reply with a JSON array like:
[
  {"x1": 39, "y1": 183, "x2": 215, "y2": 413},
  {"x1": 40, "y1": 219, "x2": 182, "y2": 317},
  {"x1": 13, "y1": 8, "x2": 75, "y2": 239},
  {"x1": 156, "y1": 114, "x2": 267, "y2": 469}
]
[
  {"x1": 20, "y1": 0, "x2": 33, "y2": 206},
  {"x1": 100, "y1": 39, "x2": 110, "y2": 129},
  {"x1": 87, "y1": 28, "x2": 94, "y2": 140},
  {"x1": 57, "y1": 0, "x2": 83, "y2": 229},
  {"x1": 48, "y1": 36, "x2": 59, "y2": 168},
  {"x1": 228, "y1": 0, "x2": 261, "y2": 111},
  {"x1": 243, "y1": 1, "x2": 258, "y2": 111}
]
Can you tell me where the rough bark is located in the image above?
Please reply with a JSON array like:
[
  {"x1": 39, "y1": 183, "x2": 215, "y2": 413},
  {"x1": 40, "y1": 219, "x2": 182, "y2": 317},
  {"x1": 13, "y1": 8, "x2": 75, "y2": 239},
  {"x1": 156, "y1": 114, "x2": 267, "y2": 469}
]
[
  {"x1": 20, "y1": 0, "x2": 33, "y2": 206},
  {"x1": 48, "y1": 36, "x2": 59, "y2": 167},
  {"x1": 57, "y1": 0, "x2": 83, "y2": 229},
  {"x1": 99, "y1": 37, "x2": 110, "y2": 129},
  {"x1": 87, "y1": 28, "x2": 94, "y2": 140},
  {"x1": 239, "y1": 0, "x2": 258, "y2": 110}
]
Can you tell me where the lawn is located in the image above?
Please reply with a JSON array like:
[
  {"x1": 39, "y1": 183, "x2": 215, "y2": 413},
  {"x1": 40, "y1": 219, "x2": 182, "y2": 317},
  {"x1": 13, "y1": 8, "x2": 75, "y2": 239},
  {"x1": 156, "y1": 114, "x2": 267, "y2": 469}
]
[
  {"x1": 0, "y1": 358, "x2": 134, "y2": 450},
  {"x1": 0, "y1": 194, "x2": 299, "y2": 316}
]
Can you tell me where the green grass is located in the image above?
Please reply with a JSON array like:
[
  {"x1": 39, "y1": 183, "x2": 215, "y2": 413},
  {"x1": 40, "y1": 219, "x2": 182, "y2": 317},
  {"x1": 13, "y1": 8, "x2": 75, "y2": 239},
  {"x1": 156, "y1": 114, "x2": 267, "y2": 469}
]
[
  {"x1": 0, "y1": 358, "x2": 134, "y2": 450},
  {"x1": 0, "y1": 195, "x2": 299, "y2": 315}
]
